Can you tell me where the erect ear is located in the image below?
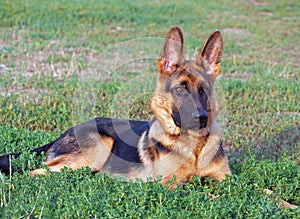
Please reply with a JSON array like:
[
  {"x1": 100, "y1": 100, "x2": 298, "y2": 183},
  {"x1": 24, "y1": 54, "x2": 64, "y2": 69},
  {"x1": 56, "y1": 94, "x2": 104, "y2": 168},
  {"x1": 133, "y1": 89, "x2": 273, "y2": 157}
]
[
  {"x1": 157, "y1": 26, "x2": 184, "y2": 75},
  {"x1": 196, "y1": 30, "x2": 223, "y2": 80}
]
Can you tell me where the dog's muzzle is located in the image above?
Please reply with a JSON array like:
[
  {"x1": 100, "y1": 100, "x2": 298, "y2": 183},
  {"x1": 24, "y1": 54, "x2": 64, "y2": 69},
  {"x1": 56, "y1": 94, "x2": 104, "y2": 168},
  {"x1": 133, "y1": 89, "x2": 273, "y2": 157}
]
[{"x1": 172, "y1": 109, "x2": 208, "y2": 130}]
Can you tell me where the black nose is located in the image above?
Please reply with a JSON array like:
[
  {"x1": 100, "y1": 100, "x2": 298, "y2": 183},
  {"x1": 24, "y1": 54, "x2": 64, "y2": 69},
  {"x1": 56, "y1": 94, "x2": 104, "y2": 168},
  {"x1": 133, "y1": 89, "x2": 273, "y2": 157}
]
[
  {"x1": 192, "y1": 110, "x2": 208, "y2": 121},
  {"x1": 192, "y1": 110, "x2": 208, "y2": 128}
]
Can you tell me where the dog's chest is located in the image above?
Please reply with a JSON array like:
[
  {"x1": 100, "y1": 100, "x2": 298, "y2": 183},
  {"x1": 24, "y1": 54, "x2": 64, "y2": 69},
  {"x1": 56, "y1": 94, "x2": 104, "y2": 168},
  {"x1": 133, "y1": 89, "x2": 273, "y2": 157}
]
[
  {"x1": 157, "y1": 135, "x2": 208, "y2": 172},
  {"x1": 172, "y1": 134, "x2": 207, "y2": 158}
]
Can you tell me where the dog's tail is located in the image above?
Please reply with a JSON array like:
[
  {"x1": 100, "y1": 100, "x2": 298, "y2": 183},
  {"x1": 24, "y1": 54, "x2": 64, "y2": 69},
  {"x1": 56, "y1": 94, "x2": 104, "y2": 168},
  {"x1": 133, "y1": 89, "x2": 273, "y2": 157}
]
[{"x1": 0, "y1": 142, "x2": 54, "y2": 175}]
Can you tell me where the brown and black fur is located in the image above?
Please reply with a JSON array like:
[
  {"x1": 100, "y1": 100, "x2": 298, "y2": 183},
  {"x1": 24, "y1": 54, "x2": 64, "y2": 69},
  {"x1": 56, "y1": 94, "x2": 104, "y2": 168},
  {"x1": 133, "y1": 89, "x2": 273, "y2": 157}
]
[{"x1": 0, "y1": 26, "x2": 231, "y2": 187}]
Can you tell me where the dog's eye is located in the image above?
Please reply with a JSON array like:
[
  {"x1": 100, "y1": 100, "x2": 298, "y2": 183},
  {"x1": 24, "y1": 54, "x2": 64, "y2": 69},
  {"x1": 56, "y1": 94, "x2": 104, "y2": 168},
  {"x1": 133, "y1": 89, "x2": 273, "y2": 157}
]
[
  {"x1": 199, "y1": 87, "x2": 205, "y2": 94},
  {"x1": 200, "y1": 83, "x2": 209, "y2": 94},
  {"x1": 199, "y1": 86, "x2": 207, "y2": 94},
  {"x1": 175, "y1": 86, "x2": 183, "y2": 93},
  {"x1": 174, "y1": 82, "x2": 188, "y2": 94}
]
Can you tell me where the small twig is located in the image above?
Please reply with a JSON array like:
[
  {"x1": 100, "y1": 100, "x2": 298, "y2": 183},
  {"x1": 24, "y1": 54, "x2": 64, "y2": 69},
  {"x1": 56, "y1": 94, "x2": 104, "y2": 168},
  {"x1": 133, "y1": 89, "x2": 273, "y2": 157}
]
[
  {"x1": 199, "y1": 192, "x2": 219, "y2": 201},
  {"x1": 263, "y1": 189, "x2": 298, "y2": 209}
]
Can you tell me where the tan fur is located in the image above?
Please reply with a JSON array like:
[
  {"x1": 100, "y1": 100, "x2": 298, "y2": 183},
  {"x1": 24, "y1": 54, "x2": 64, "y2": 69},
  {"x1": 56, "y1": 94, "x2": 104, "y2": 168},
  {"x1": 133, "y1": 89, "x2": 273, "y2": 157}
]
[
  {"x1": 151, "y1": 93, "x2": 181, "y2": 136},
  {"x1": 140, "y1": 120, "x2": 231, "y2": 185}
]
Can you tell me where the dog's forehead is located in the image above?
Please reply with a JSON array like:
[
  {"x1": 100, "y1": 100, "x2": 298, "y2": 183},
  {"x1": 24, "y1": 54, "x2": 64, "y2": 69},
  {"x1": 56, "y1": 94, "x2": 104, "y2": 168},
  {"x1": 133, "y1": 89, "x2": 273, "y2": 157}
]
[{"x1": 173, "y1": 61, "x2": 211, "y2": 86}]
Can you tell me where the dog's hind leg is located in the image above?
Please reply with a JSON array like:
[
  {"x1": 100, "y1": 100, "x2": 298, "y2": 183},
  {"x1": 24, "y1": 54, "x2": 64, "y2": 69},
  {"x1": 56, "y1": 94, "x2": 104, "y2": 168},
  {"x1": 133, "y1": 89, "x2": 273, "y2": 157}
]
[
  {"x1": 29, "y1": 153, "x2": 91, "y2": 176},
  {"x1": 30, "y1": 135, "x2": 115, "y2": 176}
]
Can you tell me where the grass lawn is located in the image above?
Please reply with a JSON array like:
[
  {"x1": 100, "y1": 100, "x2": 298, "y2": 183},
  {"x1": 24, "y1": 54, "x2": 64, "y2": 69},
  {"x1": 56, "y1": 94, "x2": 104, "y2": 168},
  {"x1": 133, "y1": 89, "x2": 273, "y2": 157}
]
[{"x1": 0, "y1": 0, "x2": 299, "y2": 217}]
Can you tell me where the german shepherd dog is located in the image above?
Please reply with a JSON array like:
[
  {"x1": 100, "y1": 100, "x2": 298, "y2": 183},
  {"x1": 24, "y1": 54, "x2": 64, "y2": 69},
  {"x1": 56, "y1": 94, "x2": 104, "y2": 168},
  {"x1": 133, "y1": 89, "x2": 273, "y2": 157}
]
[{"x1": 0, "y1": 26, "x2": 232, "y2": 187}]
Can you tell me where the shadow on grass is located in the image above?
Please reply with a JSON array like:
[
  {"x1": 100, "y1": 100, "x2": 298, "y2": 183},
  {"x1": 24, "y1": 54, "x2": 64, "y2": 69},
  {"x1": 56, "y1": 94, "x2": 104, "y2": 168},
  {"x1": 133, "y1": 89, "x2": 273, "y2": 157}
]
[
  {"x1": 256, "y1": 125, "x2": 299, "y2": 162},
  {"x1": 229, "y1": 125, "x2": 299, "y2": 167}
]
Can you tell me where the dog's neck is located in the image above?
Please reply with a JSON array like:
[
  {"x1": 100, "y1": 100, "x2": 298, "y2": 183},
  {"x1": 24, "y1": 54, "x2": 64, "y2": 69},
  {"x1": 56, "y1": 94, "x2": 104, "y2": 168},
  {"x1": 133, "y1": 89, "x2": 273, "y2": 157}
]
[{"x1": 148, "y1": 117, "x2": 217, "y2": 156}]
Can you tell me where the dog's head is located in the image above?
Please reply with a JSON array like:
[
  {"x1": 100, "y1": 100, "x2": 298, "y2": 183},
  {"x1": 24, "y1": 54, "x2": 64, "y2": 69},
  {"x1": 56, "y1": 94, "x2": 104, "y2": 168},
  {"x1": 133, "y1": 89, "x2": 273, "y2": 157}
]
[{"x1": 152, "y1": 26, "x2": 222, "y2": 133}]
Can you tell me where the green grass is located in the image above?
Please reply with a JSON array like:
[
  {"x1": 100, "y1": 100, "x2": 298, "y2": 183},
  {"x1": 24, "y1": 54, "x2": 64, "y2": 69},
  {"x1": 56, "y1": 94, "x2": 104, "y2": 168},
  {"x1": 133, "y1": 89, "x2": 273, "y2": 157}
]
[{"x1": 0, "y1": 0, "x2": 299, "y2": 217}]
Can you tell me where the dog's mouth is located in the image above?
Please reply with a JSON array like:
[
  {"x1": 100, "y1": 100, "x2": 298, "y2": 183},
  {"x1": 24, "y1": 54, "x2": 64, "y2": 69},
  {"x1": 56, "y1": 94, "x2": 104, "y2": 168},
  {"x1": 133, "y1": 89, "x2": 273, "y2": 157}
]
[
  {"x1": 173, "y1": 118, "x2": 182, "y2": 128},
  {"x1": 172, "y1": 114, "x2": 207, "y2": 130}
]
